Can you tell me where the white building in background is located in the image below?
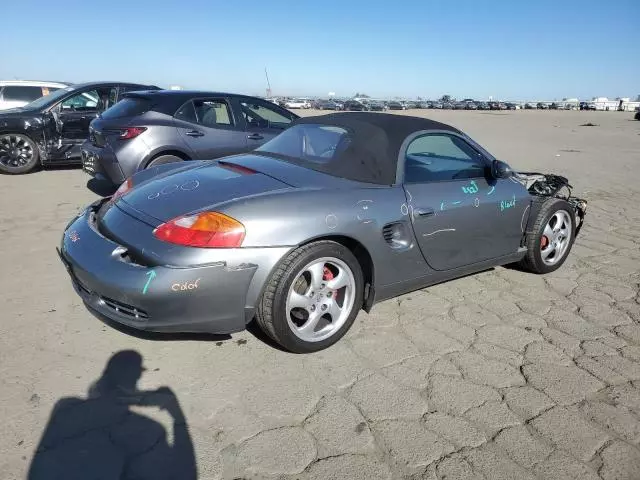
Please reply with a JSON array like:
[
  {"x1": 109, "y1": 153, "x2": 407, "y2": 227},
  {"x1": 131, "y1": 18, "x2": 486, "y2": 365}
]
[
  {"x1": 589, "y1": 97, "x2": 640, "y2": 111},
  {"x1": 169, "y1": 85, "x2": 183, "y2": 90}
]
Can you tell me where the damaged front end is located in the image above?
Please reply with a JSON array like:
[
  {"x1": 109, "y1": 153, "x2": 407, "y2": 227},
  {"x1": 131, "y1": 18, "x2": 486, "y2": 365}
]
[{"x1": 515, "y1": 172, "x2": 587, "y2": 237}]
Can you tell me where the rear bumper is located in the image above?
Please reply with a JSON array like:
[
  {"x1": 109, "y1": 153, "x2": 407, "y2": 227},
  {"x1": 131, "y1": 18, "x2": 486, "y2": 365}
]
[
  {"x1": 58, "y1": 200, "x2": 264, "y2": 334},
  {"x1": 81, "y1": 141, "x2": 126, "y2": 185}
]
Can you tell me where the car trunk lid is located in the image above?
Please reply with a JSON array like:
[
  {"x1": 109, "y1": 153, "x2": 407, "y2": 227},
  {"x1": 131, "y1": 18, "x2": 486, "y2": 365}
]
[
  {"x1": 89, "y1": 117, "x2": 135, "y2": 147},
  {"x1": 118, "y1": 160, "x2": 293, "y2": 224},
  {"x1": 89, "y1": 96, "x2": 154, "y2": 147}
]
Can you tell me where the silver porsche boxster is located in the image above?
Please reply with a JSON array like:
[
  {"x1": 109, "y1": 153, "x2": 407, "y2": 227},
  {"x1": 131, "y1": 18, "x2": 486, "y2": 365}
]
[{"x1": 59, "y1": 112, "x2": 586, "y2": 353}]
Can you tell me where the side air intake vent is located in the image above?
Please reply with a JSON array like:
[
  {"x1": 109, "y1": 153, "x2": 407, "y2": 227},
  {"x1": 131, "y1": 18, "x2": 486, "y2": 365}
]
[
  {"x1": 382, "y1": 222, "x2": 412, "y2": 250},
  {"x1": 382, "y1": 224, "x2": 395, "y2": 243}
]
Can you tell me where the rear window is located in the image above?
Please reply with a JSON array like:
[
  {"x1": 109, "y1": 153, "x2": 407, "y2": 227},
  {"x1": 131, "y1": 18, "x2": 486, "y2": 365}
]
[
  {"x1": 101, "y1": 97, "x2": 152, "y2": 119},
  {"x1": 257, "y1": 124, "x2": 351, "y2": 164},
  {"x1": 1, "y1": 86, "x2": 43, "y2": 103}
]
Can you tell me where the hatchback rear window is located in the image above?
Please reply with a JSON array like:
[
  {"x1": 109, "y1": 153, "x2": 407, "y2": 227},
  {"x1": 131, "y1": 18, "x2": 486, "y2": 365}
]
[{"x1": 101, "y1": 97, "x2": 152, "y2": 119}]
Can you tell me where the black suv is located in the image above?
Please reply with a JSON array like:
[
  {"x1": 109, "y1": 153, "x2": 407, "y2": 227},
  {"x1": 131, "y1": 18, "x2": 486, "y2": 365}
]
[{"x1": 0, "y1": 81, "x2": 159, "y2": 174}]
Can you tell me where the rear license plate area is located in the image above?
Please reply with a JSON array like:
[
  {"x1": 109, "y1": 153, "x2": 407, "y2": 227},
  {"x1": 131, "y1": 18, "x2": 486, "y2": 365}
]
[{"x1": 81, "y1": 150, "x2": 98, "y2": 174}]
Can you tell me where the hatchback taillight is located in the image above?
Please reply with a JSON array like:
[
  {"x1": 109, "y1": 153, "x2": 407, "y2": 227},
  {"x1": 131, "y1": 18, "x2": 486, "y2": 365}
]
[{"x1": 119, "y1": 127, "x2": 147, "y2": 140}]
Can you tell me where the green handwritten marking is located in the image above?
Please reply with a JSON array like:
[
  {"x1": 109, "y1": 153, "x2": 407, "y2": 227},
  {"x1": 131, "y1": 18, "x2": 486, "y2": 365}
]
[
  {"x1": 440, "y1": 202, "x2": 445, "y2": 211},
  {"x1": 462, "y1": 180, "x2": 478, "y2": 194},
  {"x1": 452, "y1": 201, "x2": 462, "y2": 205},
  {"x1": 500, "y1": 194, "x2": 516, "y2": 212},
  {"x1": 487, "y1": 186, "x2": 495, "y2": 195},
  {"x1": 142, "y1": 270, "x2": 157, "y2": 295}
]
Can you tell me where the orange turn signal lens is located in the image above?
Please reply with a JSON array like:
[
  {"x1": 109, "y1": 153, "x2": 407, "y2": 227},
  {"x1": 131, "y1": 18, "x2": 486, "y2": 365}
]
[{"x1": 153, "y1": 212, "x2": 245, "y2": 248}]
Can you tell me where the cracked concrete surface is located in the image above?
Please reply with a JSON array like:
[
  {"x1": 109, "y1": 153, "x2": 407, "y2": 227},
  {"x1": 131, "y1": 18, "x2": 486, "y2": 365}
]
[{"x1": 1, "y1": 110, "x2": 640, "y2": 479}]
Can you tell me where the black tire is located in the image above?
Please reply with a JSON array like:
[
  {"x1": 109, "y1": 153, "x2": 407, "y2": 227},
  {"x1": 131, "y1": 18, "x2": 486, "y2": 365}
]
[
  {"x1": 146, "y1": 154, "x2": 185, "y2": 169},
  {"x1": 256, "y1": 240, "x2": 364, "y2": 353},
  {"x1": 519, "y1": 197, "x2": 576, "y2": 274},
  {"x1": 0, "y1": 133, "x2": 40, "y2": 174}
]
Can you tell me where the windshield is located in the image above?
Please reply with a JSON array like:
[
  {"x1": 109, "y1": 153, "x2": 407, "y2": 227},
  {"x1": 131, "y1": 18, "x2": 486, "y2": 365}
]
[
  {"x1": 256, "y1": 124, "x2": 351, "y2": 164},
  {"x1": 21, "y1": 86, "x2": 75, "y2": 110}
]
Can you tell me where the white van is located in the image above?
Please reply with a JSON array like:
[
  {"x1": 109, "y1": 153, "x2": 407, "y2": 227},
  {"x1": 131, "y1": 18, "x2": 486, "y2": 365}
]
[{"x1": 0, "y1": 80, "x2": 71, "y2": 110}]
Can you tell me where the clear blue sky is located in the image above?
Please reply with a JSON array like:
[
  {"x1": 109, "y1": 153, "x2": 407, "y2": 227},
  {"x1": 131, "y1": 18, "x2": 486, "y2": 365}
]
[{"x1": 1, "y1": 0, "x2": 638, "y2": 101}]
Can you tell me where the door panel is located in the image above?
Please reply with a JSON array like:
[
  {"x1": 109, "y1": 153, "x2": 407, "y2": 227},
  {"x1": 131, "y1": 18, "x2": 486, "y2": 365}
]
[
  {"x1": 402, "y1": 132, "x2": 530, "y2": 271},
  {"x1": 174, "y1": 98, "x2": 248, "y2": 159},
  {"x1": 47, "y1": 87, "x2": 116, "y2": 161},
  {"x1": 407, "y1": 177, "x2": 529, "y2": 271},
  {"x1": 58, "y1": 111, "x2": 98, "y2": 141}
]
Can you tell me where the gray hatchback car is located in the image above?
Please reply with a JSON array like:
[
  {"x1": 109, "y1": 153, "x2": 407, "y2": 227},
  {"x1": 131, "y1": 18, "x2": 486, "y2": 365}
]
[{"x1": 81, "y1": 90, "x2": 299, "y2": 185}]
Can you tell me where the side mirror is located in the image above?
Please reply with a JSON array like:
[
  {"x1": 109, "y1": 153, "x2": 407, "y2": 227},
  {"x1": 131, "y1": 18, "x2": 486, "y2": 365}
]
[{"x1": 491, "y1": 159, "x2": 513, "y2": 179}]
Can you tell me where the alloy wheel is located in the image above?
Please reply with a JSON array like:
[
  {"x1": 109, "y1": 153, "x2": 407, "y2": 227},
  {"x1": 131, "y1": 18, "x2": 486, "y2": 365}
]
[
  {"x1": 0, "y1": 134, "x2": 34, "y2": 169},
  {"x1": 285, "y1": 257, "x2": 356, "y2": 342},
  {"x1": 540, "y1": 210, "x2": 572, "y2": 266}
]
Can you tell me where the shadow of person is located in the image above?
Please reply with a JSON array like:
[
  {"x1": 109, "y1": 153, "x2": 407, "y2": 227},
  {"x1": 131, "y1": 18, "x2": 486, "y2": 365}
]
[{"x1": 28, "y1": 350, "x2": 197, "y2": 480}]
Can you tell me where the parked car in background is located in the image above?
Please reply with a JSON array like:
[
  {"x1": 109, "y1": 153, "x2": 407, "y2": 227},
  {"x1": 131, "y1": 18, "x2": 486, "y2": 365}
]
[
  {"x1": 476, "y1": 102, "x2": 489, "y2": 110},
  {"x1": 81, "y1": 90, "x2": 300, "y2": 186},
  {"x1": 316, "y1": 100, "x2": 341, "y2": 110},
  {"x1": 432, "y1": 102, "x2": 444, "y2": 109},
  {"x1": 549, "y1": 103, "x2": 560, "y2": 110},
  {"x1": 387, "y1": 101, "x2": 406, "y2": 110},
  {"x1": 0, "y1": 81, "x2": 159, "y2": 174},
  {"x1": 0, "y1": 80, "x2": 71, "y2": 110},
  {"x1": 536, "y1": 102, "x2": 548, "y2": 109},
  {"x1": 453, "y1": 102, "x2": 466, "y2": 110},
  {"x1": 465, "y1": 102, "x2": 478, "y2": 110},
  {"x1": 635, "y1": 109, "x2": 640, "y2": 120},
  {"x1": 524, "y1": 103, "x2": 536, "y2": 109},
  {"x1": 505, "y1": 103, "x2": 517, "y2": 110},
  {"x1": 368, "y1": 101, "x2": 387, "y2": 111},
  {"x1": 284, "y1": 98, "x2": 310, "y2": 109},
  {"x1": 343, "y1": 100, "x2": 368, "y2": 111}
]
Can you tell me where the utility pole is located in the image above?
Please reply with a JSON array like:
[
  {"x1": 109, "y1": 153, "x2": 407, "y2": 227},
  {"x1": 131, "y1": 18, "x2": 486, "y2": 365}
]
[{"x1": 265, "y1": 68, "x2": 272, "y2": 98}]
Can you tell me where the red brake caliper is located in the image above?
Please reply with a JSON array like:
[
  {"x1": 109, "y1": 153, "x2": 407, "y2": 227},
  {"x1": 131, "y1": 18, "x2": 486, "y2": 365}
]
[
  {"x1": 322, "y1": 266, "x2": 334, "y2": 281},
  {"x1": 323, "y1": 266, "x2": 335, "y2": 301},
  {"x1": 541, "y1": 236, "x2": 549, "y2": 249}
]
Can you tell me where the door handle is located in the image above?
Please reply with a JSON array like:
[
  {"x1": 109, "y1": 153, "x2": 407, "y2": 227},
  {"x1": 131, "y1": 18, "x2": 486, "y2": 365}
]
[
  {"x1": 414, "y1": 207, "x2": 435, "y2": 217},
  {"x1": 247, "y1": 133, "x2": 264, "y2": 140},
  {"x1": 185, "y1": 130, "x2": 204, "y2": 137}
]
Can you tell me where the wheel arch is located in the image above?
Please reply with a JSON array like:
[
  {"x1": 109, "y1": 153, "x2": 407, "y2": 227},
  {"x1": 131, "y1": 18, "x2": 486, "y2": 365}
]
[
  {"x1": 299, "y1": 234, "x2": 375, "y2": 312},
  {"x1": 143, "y1": 149, "x2": 190, "y2": 168}
]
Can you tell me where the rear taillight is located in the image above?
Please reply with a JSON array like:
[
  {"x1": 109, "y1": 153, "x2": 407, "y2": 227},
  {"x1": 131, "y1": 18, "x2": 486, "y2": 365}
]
[
  {"x1": 111, "y1": 178, "x2": 133, "y2": 202},
  {"x1": 119, "y1": 127, "x2": 147, "y2": 140},
  {"x1": 153, "y1": 212, "x2": 245, "y2": 248}
]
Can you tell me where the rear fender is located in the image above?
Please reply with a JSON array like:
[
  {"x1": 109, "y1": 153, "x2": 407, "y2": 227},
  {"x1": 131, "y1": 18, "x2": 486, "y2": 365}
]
[{"x1": 219, "y1": 186, "x2": 429, "y2": 290}]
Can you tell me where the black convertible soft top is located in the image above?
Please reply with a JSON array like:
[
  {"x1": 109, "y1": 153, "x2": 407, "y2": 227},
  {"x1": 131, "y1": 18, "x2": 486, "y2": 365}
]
[{"x1": 292, "y1": 112, "x2": 461, "y2": 185}]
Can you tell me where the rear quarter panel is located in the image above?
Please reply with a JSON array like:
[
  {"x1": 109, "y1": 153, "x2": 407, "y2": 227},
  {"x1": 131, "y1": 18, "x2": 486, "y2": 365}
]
[
  {"x1": 114, "y1": 111, "x2": 193, "y2": 176},
  {"x1": 218, "y1": 186, "x2": 431, "y2": 288}
]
